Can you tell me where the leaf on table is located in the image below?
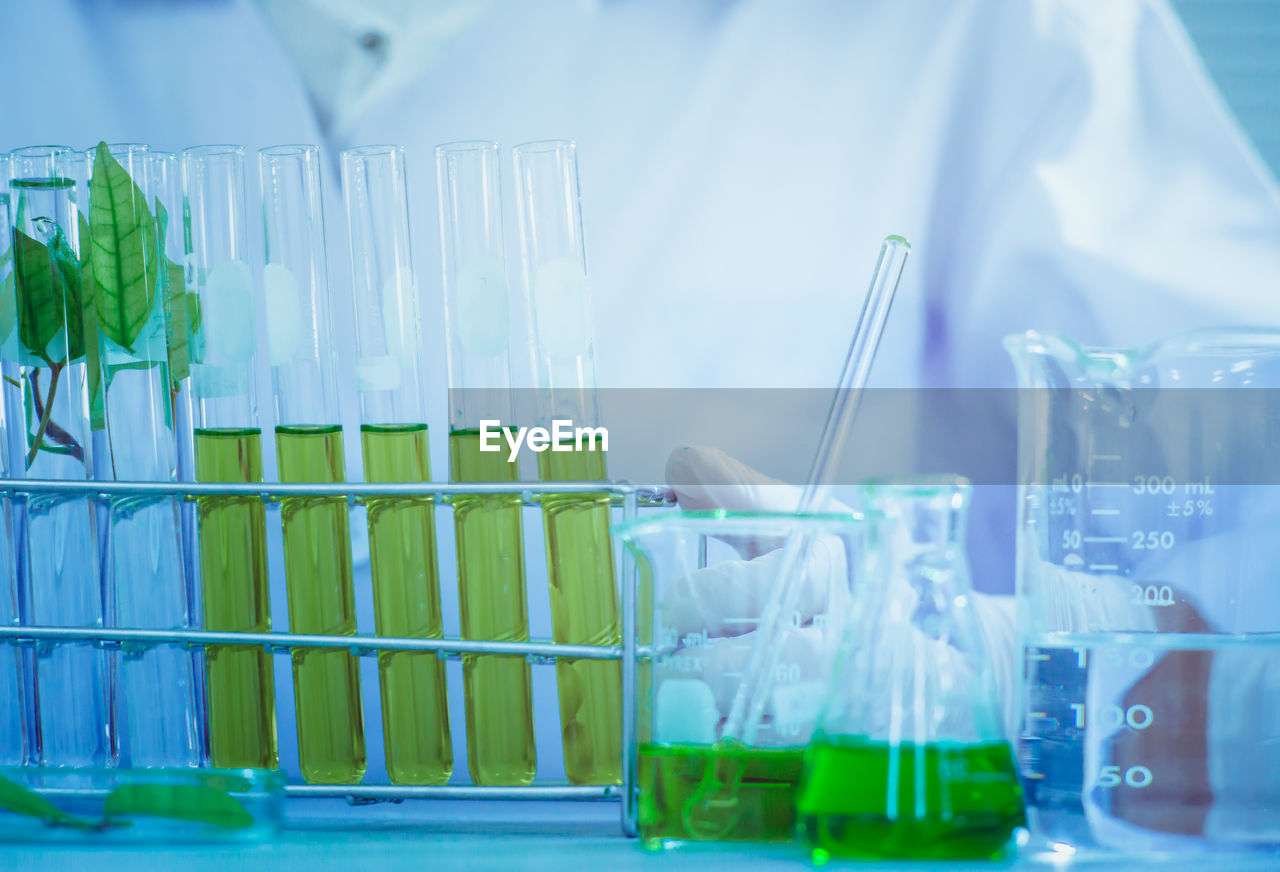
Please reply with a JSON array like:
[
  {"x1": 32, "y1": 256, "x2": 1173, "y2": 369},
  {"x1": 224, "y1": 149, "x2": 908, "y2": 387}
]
[
  {"x1": 103, "y1": 783, "x2": 254, "y2": 830},
  {"x1": 0, "y1": 773, "x2": 95, "y2": 830},
  {"x1": 89, "y1": 141, "x2": 157, "y2": 354}
]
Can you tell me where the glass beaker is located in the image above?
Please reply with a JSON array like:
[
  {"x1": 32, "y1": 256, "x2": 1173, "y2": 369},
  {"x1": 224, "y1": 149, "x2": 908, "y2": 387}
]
[
  {"x1": 797, "y1": 477, "x2": 1024, "y2": 862},
  {"x1": 1007, "y1": 328, "x2": 1280, "y2": 855},
  {"x1": 612, "y1": 510, "x2": 874, "y2": 848}
]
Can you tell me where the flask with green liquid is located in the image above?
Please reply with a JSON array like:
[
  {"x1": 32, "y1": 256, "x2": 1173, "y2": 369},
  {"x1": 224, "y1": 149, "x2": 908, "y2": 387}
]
[
  {"x1": 436, "y1": 141, "x2": 535, "y2": 786},
  {"x1": 512, "y1": 140, "x2": 622, "y2": 786},
  {"x1": 342, "y1": 144, "x2": 452, "y2": 785},
  {"x1": 259, "y1": 144, "x2": 365, "y2": 784},
  {"x1": 797, "y1": 477, "x2": 1025, "y2": 863}
]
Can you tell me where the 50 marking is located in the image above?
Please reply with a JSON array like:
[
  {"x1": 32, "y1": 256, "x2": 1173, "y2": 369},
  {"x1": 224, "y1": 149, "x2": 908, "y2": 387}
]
[{"x1": 1097, "y1": 765, "x2": 1153, "y2": 789}]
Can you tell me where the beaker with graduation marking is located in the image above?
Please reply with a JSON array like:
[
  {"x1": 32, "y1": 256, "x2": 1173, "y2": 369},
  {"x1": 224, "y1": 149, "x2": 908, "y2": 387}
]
[{"x1": 613, "y1": 509, "x2": 874, "y2": 848}]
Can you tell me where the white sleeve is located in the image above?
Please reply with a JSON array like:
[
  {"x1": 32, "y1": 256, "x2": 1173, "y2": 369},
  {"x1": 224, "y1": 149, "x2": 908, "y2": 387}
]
[{"x1": 941, "y1": 0, "x2": 1280, "y2": 390}]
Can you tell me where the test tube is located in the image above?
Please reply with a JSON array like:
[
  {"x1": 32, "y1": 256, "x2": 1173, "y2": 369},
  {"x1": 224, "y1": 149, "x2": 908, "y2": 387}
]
[
  {"x1": 341, "y1": 144, "x2": 452, "y2": 785},
  {"x1": 89, "y1": 143, "x2": 201, "y2": 768},
  {"x1": 182, "y1": 144, "x2": 278, "y2": 770},
  {"x1": 259, "y1": 144, "x2": 365, "y2": 784},
  {"x1": 146, "y1": 151, "x2": 201, "y2": 643},
  {"x1": 511, "y1": 140, "x2": 620, "y2": 785},
  {"x1": 0, "y1": 152, "x2": 27, "y2": 767},
  {"x1": 8, "y1": 145, "x2": 111, "y2": 767},
  {"x1": 436, "y1": 140, "x2": 536, "y2": 786}
]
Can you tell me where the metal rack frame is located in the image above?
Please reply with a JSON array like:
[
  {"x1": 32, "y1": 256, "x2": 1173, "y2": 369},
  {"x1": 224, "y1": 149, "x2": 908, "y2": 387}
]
[{"x1": 0, "y1": 478, "x2": 675, "y2": 837}]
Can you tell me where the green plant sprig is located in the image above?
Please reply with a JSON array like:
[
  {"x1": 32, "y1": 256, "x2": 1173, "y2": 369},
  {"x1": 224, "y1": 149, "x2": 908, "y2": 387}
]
[{"x1": 6, "y1": 141, "x2": 200, "y2": 469}]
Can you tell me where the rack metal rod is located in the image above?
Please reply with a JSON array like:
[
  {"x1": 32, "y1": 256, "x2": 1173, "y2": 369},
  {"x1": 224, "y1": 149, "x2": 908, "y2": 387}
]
[
  {"x1": 286, "y1": 785, "x2": 620, "y2": 802},
  {"x1": 0, "y1": 477, "x2": 674, "y2": 833},
  {"x1": 0, "y1": 625, "x2": 622, "y2": 660},
  {"x1": 620, "y1": 489, "x2": 640, "y2": 838},
  {"x1": 0, "y1": 478, "x2": 676, "y2": 501}
]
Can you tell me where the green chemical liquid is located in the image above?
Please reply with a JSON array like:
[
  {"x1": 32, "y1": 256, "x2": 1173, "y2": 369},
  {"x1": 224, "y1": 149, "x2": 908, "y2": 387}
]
[
  {"x1": 275, "y1": 424, "x2": 366, "y2": 785},
  {"x1": 796, "y1": 736, "x2": 1025, "y2": 862},
  {"x1": 637, "y1": 742, "x2": 805, "y2": 847},
  {"x1": 538, "y1": 441, "x2": 621, "y2": 785},
  {"x1": 194, "y1": 427, "x2": 278, "y2": 771},
  {"x1": 449, "y1": 428, "x2": 536, "y2": 786},
  {"x1": 361, "y1": 423, "x2": 452, "y2": 785}
]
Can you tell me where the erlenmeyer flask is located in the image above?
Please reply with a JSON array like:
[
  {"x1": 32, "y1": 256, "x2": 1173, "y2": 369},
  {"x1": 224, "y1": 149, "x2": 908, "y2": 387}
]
[{"x1": 797, "y1": 476, "x2": 1025, "y2": 862}]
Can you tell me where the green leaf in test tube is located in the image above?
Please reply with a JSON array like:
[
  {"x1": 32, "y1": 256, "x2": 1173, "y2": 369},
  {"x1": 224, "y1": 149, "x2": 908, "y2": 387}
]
[{"x1": 88, "y1": 140, "x2": 156, "y2": 354}]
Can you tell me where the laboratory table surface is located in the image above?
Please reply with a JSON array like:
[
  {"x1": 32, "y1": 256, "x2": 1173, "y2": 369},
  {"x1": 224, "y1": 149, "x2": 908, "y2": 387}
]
[{"x1": 1, "y1": 801, "x2": 1274, "y2": 871}]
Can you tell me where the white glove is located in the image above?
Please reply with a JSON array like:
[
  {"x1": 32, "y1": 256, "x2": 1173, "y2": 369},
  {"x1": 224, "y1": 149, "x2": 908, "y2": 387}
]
[{"x1": 660, "y1": 446, "x2": 1021, "y2": 743}]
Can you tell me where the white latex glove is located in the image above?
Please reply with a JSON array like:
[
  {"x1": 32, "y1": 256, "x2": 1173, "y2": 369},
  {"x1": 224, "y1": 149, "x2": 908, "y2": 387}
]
[{"x1": 662, "y1": 446, "x2": 1022, "y2": 741}]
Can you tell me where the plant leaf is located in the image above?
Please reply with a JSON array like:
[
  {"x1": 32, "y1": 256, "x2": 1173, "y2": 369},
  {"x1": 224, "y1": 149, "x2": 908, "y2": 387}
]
[
  {"x1": 13, "y1": 228, "x2": 65, "y2": 366},
  {"x1": 0, "y1": 240, "x2": 16, "y2": 356},
  {"x1": 155, "y1": 198, "x2": 191, "y2": 387},
  {"x1": 103, "y1": 783, "x2": 253, "y2": 830},
  {"x1": 79, "y1": 210, "x2": 105, "y2": 429},
  {"x1": 89, "y1": 141, "x2": 156, "y2": 354},
  {"x1": 0, "y1": 773, "x2": 95, "y2": 830}
]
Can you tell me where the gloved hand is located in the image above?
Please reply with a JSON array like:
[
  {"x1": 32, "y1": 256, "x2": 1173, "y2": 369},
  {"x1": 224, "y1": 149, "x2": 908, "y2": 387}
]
[{"x1": 660, "y1": 445, "x2": 1021, "y2": 743}]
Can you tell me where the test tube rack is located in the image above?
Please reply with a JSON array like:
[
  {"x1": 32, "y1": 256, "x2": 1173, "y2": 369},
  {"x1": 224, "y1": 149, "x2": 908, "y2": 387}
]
[{"x1": 0, "y1": 478, "x2": 673, "y2": 837}]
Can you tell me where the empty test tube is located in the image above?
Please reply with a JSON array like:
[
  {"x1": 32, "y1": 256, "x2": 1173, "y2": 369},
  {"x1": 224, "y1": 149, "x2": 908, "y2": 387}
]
[
  {"x1": 0, "y1": 153, "x2": 27, "y2": 767},
  {"x1": 90, "y1": 143, "x2": 202, "y2": 768},
  {"x1": 8, "y1": 145, "x2": 111, "y2": 768}
]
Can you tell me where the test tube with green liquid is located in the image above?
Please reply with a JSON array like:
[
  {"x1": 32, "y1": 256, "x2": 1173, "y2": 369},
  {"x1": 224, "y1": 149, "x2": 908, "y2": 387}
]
[
  {"x1": 512, "y1": 140, "x2": 621, "y2": 785},
  {"x1": 182, "y1": 145, "x2": 278, "y2": 770},
  {"x1": 436, "y1": 141, "x2": 536, "y2": 786},
  {"x1": 259, "y1": 145, "x2": 365, "y2": 784},
  {"x1": 341, "y1": 144, "x2": 451, "y2": 785}
]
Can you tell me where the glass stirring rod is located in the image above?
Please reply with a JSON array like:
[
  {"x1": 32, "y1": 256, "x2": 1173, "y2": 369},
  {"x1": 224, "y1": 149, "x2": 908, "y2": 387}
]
[{"x1": 723, "y1": 234, "x2": 911, "y2": 746}]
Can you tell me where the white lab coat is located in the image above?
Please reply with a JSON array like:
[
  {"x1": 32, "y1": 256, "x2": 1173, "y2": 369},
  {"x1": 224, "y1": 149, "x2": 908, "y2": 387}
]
[{"x1": 4, "y1": 0, "x2": 1279, "y2": 833}]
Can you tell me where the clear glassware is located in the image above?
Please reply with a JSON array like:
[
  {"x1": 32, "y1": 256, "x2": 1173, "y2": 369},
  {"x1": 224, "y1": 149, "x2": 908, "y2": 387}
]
[
  {"x1": 84, "y1": 142, "x2": 203, "y2": 770},
  {"x1": 435, "y1": 140, "x2": 535, "y2": 786},
  {"x1": 145, "y1": 151, "x2": 199, "y2": 597},
  {"x1": 796, "y1": 477, "x2": 1024, "y2": 862},
  {"x1": 259, "y1": 143, "x2": 364, "y2": 785},
  {"x1": 612, "y1": 509, "x2": 869, "y2": 848},
  {"x1": 511, "y1": 140, "x2": 620, "y2": 786},
  {"x1": 0, "y1": 765, "x2": 285, "y2": 842},
  {"x1": 0, "y1": 151, "x2": 26, "y2": 767},
  {"x1": 182, "y1": 145, "x2": 277, "y2": 772},
  {"x1": 8, "y1": 144, "x2": 111, "y2": 769},
  {"x1": 342, "y1": 144, "x2": 451, "y2": 786},
  {"x1": 1007, "y1": 328, "x2": 1280, "y2": 855}
]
